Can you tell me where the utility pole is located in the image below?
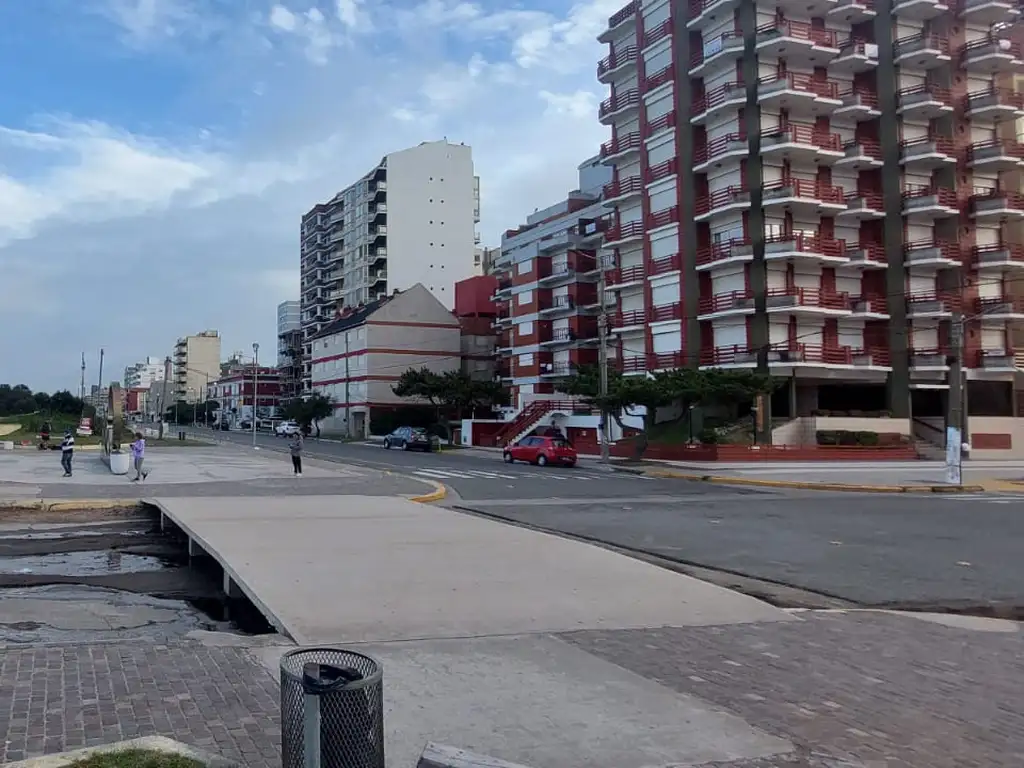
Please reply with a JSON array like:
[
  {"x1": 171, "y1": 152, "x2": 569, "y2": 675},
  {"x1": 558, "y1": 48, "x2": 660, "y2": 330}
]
[
  {"x1": 252, "y1": 343, "x2": 260, "y2": 446},
  {"x1": 597, "y1": 258, "x2": 610, "y2": 463},
  {"x1": 96, "y1": 348, "x2": 104, "y2": 416},
  {"x1": 80, "y1": 353, "x2": 86, "y2": 404},
  {"x1": 343, "y1": 333, "x2": 351, "y2": 438},
  {"x1": 946, "y1": 308, "x2": 964, "y2": 485}
]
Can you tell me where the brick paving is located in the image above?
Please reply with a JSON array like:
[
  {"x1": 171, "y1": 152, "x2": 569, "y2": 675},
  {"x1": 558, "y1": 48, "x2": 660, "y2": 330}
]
[
  {"x1": 560, "y1": 611, "x2": 1024, "y2": 768},
  {"x1": 0, "y1": 640, "x2": 282, "y2": 765}
]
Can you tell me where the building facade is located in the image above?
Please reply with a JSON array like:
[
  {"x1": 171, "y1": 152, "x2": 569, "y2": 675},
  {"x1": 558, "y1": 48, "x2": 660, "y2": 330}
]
[
  {"x1": 207, "y1": 367, "x2": 282, "y2": 426},
  {"x1": 277, "y1": 300, "x2": 303, "y2": 401},
  {"x1": 309, "y1": 284, "x2": 463, "y2": 436},
  {"x1": 299, "y1": 140, "x2": 481, "y2": 391},
  {"x1": 173, "y1": 330, "x2": 221, "y2": 403},
  {"x1": 123, "y1": 357, "x2": 163, "y2": 389},
  {"x1": 598, "y1": 0, "x2": 1024, "y2": 434},
  {"x1": 492, "y1": 157, "x2": 613, "y2": 409}
]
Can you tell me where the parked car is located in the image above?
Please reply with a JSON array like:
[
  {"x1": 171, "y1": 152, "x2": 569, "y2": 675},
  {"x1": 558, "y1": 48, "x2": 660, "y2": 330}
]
[
  {"x1": 275, "y1": 420, "x2": 301, "y2": 437},
  {"x1": 503, "y1": 435, "x2": 577, "y2": 467},
  {"x1": 383, "y1": 426, "x2": 438, "y2": 452}
]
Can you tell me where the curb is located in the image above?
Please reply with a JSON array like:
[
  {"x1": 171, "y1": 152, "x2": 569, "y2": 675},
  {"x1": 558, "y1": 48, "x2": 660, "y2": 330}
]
[
  {"x1": 410, "y1": 480, "x2": 447, "y2": 503},
  {"x1": 6, "y1": 735, "x2": 239, "y2": 767},
  {"x1": 0, "y1": 499, "x2": 140, "y2": 512},
  {"x1": 628, "y1": 468, "x2": 986, "y2": 494}
]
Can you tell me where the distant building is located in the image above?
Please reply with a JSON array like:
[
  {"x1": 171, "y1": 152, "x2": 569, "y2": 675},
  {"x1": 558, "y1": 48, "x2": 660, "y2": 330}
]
[
  {"x1": 173, "y1": 330, "x2": 221, "y2": 403},
  {"x1": 123, "y1": 357, "x2": 163, "y2": 389},
  {"x1": 277, "y1": 300, "x2": 303, "y2": 401},
  {"x1": 207, "y1": 367, "x2": 282, "y2": 426}
]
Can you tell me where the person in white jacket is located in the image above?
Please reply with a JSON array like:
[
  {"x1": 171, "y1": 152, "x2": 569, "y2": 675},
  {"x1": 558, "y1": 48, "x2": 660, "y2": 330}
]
[{"x1": 60, "y1": 431, "x2": 75, "y2": 477}]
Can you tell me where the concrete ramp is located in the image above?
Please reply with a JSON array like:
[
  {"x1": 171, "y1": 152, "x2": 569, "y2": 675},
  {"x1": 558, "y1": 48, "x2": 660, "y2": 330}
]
[{"x1": 150, "y1": 495, "x2": 791, "y2": 644}]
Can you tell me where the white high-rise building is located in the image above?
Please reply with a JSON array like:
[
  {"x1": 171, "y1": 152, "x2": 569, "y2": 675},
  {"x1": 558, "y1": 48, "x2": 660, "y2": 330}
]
[
  {"x1": 299, "y1": 140, "x2": 481, "y2": 390},
  {"x1": 124, "y1": 357, "x2": 164, "y2": 389}
]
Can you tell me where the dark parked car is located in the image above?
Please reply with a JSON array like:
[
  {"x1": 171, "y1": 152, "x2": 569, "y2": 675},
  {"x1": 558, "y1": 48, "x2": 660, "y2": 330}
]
[{"x1": 383, "y1": 426, "x2": 438, "y2": 452}]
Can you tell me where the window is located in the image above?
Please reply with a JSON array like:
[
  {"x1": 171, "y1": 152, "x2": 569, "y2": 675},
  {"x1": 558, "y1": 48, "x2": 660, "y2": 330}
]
[
  {"x1": 519, "y1": 320, "x2": 534, "y2": 335},
  {"x1": 518, "y1": 289, "x2": 533, "y2": 306},
  {"x1": 519, "y1": 352, "x2": 535, "y2": 365}
]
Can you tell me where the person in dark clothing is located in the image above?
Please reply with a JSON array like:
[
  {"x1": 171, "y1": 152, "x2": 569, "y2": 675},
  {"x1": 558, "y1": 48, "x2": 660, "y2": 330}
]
[
  {"x1": 60, "y1": 431, "x2": 75, "y2": 477},
  {"x1": 289, "y1": 432, "x2": 303, "y2": 476}
]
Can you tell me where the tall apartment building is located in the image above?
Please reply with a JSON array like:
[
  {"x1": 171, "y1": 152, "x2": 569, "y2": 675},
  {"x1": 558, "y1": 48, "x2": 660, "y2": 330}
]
[
  {"x1": 493, "y1": 156, "x2": 613, "y2": 409},
  {"x1": 299, "y1": 140, "x2": 481, "y2": 391},
  {"x1": 598, "y1": 0, "x2": 1024, "y2": 434},
  {"x1": 123, "y1": 356, "x2": 163, "y2": 389},
  {"x1": 173, "y1": 330, "x2": 221, "y2": 403},
  {"x1": 277, "y1": 300, "x2": 302, "y2": 400}
]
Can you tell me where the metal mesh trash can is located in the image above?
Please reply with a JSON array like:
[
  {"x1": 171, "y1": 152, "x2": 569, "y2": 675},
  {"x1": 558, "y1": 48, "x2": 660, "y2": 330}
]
[{"x1": 281, "y1": 648, "x2": 384, "y2": 768}]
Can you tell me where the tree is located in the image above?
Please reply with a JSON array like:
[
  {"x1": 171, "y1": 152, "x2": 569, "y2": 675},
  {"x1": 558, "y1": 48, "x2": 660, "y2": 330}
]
[
  {"x1": 282, "y1": 394, "x2": 334, "y2": 435},
  {"x1": 560, "y1": 365, "x2": 773, "y2": 459},
  {"x1": 392, "y1": 368, "x2": 509, "y2": 430}
]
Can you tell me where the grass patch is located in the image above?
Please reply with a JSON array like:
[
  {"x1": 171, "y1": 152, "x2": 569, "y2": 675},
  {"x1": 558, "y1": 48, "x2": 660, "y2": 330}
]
[{"x1": 66, "y1": 748, "x2": 205, "y2": 768}]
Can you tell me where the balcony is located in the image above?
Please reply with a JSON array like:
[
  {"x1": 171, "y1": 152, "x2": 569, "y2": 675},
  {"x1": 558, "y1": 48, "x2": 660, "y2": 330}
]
[
  {"x1": 538, "y1": 264, "x2": 577, "y2": 286},
  {"x1": 851, "y1": 295, "x2": 890, "y2": 318},
  {"x1": 902, "y1": 185, "x2": 959, "y2": 219},
  {"x1": 957, "y1": 0, "x2": 1021, "y2": 23},
  {"x1": 599, "y1": 0, "x2": 638, "y2": 42},
  {"x1": 605, "y1": 264, "x2": 645, "y2": 289},
  {"x1": 762, "y1": 178, "x2": 847, "y2": 214},
  {"x1": 765, "y1": 287, "x2": 852, "y2": 316},
  {"x1": 762, "y1": 232, "x2": 850, "y2": 265},
  {"x1": 834, "y1": 138, "x2": 884, "y2": 170},
  {"x1": 831, "y1": 38, "x2": 880, "y2": 73},
  {"x1": 602, "y1": 175, "x2": 643, "y2": 205},
  {"x1": 894, "y1": 32, "x2": 951, "y2": 68},
  {"x1": 976, "y1": 296, "x2": 1024, "y2": 319},
  {"x1": 602, "y1": 222, "x2": 643, "y2": 246},
  {"x1": 755, "y1": 20, "x2": 841, "y2": 63},
  {"x1": 965, "y1": 139, "x2": 1024, "y2": 171},
  {"x1": 645, "y1": 111, "x2": 677, "y2": 139},
  {"x1": 650, "y1": 253, "x2": 682, "y2": 276},
  {"x1": 609, "y1": 309, "x2": 647, "y2": 331},
  {"x1": 693, "y1": 133, "x2": 748, "y2": 172},
  {"x1": 646, "y1": 158, "x2": 678, "y2": 185},
  {"x1": 600, "y1": 131, "x2": 641, "y2": 162},
  {"x1": 897, "y1": 84, "x2": 954, "y2": 118},
  {"x1": 695, "y1": 238, "x2": 753, "y2": 270},
  {"x1": 970, "y1": 243, "x2": 1024, "y2": 270},
  {"x1": 847, "y1": 243, "x2": 888, "y2": 269},
  {"x1": 643, "y1": 18, "x2": 672, "y2": 48},
  {"x1": 757, "y1": 74, "x2": 843, "y2": 114},
  {"x1": 702, "y1": 344, "x2": 890, "y2": 368},
  {"x1": 691, "y1": 82, "x2": 746, "y2": 124},
  {"x1": 893, "y1": 0, "x2": 950, "y2": 18},
  {"x1": 909, "y1": 347, "x2": 952, "y2": 370},
  {"x1": 839, "y1": 191, "x2": 885, "y2": 220},
  {"x1": 963, "y1": 85, "x2": 1024, "y2": 119},
  {"x1": 647, "y1": 206, "x2": 679, "y2": 230},
  {"x1": 597, "y1": 45, "x2": 638, "y2": 82},
  {"x1": 960, "y1": 36, "x2": 1024, "y2": 73},
  {"x1": 695, "y1": 185, "x2": 752, "y2": 220},
  {"x1": 538, "y1": 295, "x2": 577, "y2": 316},
  {"x1": 834, "y1": 88, "x2": 880, "y2": 120},
  {"x1": 974, "y1": 348, "x2": 1024, "y2": 369},
  {"x1": 906, "y1": 292, "x2": 960, "y2": 318},
  {"x1": 643, "y1": 65, "x2": 674, "y2": 93},
  {"x1": 761, "y1": 124, "x2": 845, "y2": 164},
  {"x1": 687, "y1": 0, "x2": 742, "y2": 29},
  {"x1": 828, "y1": 0, "x2": 877, "y2": 23},
  {"x1": 698, "y1": 290, "x2": 756, "y2": 319},
  {"x1": 899, "y1": 136, "x2": 957, "y2": 169},
  {"x1": 599, "y1": 89, "x2": 640, "y2": 123},
  {"x1": 689, "y1": 32, "x2": 744, "y2": 76},
  {"x1": 970, "y1": 189, "x2": 1024, "y2": 220},
  {"x1": 904, "y1": 240, "x2": 962, "y2": 268}
]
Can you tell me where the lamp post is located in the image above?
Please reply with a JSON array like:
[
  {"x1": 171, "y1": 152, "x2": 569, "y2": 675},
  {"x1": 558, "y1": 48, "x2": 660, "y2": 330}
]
[
  {"x1": 188, "y1": 388, "x2": 197, "y2": 426},
  {"x1": 252, "y1": 343, "x2": 259, "y2": 446}
]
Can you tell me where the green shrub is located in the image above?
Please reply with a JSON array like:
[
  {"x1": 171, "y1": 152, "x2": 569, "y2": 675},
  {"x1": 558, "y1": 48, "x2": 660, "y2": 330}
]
[
  {"x1": 698, "y1": 427, "x2": 719, "y2": 444},
  {"x1": 837, "y1": 430, "x2": 858, "y2": 446},
  {"x1": 856, "y1": 431, "x2": 879, "y2": 446}
]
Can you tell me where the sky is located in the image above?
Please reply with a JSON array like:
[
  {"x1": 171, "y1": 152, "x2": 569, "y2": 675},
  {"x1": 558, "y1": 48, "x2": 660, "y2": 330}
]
[{"x1": 0, "y1": 0, "x2": 618, "y2": 394}]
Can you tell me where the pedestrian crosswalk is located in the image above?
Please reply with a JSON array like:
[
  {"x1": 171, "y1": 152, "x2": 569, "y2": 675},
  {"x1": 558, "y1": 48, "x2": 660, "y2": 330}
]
[
  {"x1": 412, "y1": 467, "x2": 644, "y2": 482},
  {"x1": 936, "y1": 493, "x2": 1024, "y2": 504}
]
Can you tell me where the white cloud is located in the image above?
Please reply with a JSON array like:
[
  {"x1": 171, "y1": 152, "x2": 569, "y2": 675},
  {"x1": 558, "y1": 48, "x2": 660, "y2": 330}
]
[{"x1": 269, "y1": 5, "x2": 297, "y2": 32}]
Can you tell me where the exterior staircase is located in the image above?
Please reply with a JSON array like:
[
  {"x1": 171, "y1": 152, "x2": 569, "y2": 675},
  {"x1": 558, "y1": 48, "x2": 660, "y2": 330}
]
[
  {"x1": 493, "y1": 400, "x2": 581, "y2": 446},
  {"x1": 911, "y1": 416, "x2": 947, "y2": 460},
  {"x1": 914, "y1": 439, "x2": 946, "y2": 460}
]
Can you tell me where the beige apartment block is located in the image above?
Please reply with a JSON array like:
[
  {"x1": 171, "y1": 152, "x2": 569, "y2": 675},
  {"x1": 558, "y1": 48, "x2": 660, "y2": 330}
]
[{"x1": 173, "y1": 330, "x2": 221, "y2": 403}]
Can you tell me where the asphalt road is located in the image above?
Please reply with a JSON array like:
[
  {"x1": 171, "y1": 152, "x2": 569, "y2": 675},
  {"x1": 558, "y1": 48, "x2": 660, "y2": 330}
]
[{"x1": 188, "y1": 427, "x2": 1024, "y2": 610}]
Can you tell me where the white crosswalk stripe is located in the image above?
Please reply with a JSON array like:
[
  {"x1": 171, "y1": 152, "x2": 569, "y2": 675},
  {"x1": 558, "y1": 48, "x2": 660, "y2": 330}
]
[{"x1": 936, "y1": 493, "x2": 1024, "y2": 504}]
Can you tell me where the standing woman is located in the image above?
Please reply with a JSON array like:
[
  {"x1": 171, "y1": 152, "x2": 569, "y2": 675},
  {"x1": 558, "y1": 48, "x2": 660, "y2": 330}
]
[
  {"x1": 60, "y1": 430, "x2": 75, "y2": 477},
  {"x1": 130, "y1": 431, "x2": 148, "y2": 482},
  {"x1": 289, "y1": 431, "x2": 303, "y2": 477}
]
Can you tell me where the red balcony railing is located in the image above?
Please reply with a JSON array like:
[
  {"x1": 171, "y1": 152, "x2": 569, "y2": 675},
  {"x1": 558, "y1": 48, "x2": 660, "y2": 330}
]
[
  {"x1": 602, "y1": 175, "x2": 643, "y2": 199},
  {"x1": 600, "y1": 131, "x2": 641, "y2": 157},
  {"x1": 900, "y1": 135, "x2": 955, "y2": 156},
  {"x1": 765, "y1": 123, "x2": 844, "y2": 152},
  {"x1": 895, "y1": 32, "x2": 951, "y2": 55},
  {"x1": 696, "y1": 185, "x2": 750, "y2": 216},
  {"x1": 964, "y1": 85, "x2": 1024, "y2": 111},
  {"x1": 766, "y1": 287, "x2": 851, "y2": 310},
  {"x1": 694, "y1": 132, "x2": 747, "y2": 165},
  {"x1": 757, "y1": 20, "x2": 839, "y2": 48},
  {"x1": 647, "y1": 206, "x2": 679, "y2": 229},
  {"x1": 608, "y1": 0, "x2": 639, "y2": 28},
  {"x1": 838, "y1": 37, "x2": 876, "y2": 58},
  {"x1": 645, "y1": 111, "x2": 677, "y2": 137},
  {"x1": 599, "y1": 90, "x2": 640, "y2": 119},
  {"x1": 696, "y1": 238, "x2": 752, "y2": 266},
  {"x1": 970, "y1": 243, "x2": 1024, "y2": 265},
  {"x1": 764, "y1": 232, "x2": 848, "y2": 258},
  {"x1": 760, "y1": 73, "x2": 840, "y2": 99},
  {"x1": 976, "y1": 296, "x2": 1024, "y2": 313},
  {"x1": 907, "y1": 291, "x2": 962, "y2": 310},
  {"x1": 966, "y1": 138, "x2": 1024, "y2": 161},
  {"x1": 598, "y1": 45, "x2": 638, "y2": 77},
  {"x1": 845, "y1": 190, "x2": 883, "y2": 209},
  {"x1": 690, "y1": 33, "x2": 741, "y2": 69},
  {"x1": 688, "y1": 0, "x2": 720, "y2": 19},
  {"x1": 692, "y1": 82, "x2": 745, "y2": 116},
  {"x1": 841, "y1": 86, "x2": 879, "y2": 108},
  {"x1": 699, "y1": 290, "x2": 754, "y2": 314},
  {"x1": 854, "y1": 242, "x2": 886, "y2": 264},
  {"x1": 643, "y1": 18, "x2": 672, "y2": 47},
  {"x1": 649, "y1": 303, "x2": 683, "y2": 322},
  {"x1": 763, "y1": 178, "x2": 846, "y2": 205},
  {"x1": 902, "y1": 184, "x2": 958, "y2": 208},
  {"x1": 970, "y1": 188, "x2": 1024, "y2": 211},
  {"x1": 897, "y1": 83, "x2": 953, "y2": 106},
  {"x1": 605, "y1": 221, "x2": 645, "y2": 242},
  {"x1": 701, "y1": 344, "x2": 886, "y2": 366},
  {"x1": 904, "y1": 239, "x2": 961, "y2": 262},
  {"x1": 646, "y1": 158, "x2": 677, "y2": 184},
  {"x1": 650, "y1": 253, "x2": 682, "y2": 275},
  {"x1": 644, "y1": 65, "x2": 674, "y2": 91},
  {"x1": 606, "y1": 264, "x2": 645, "y2": 284},
  {"x1": 852, "y1": 295, "x2": 888, "y2": 314},
  {"x1": 610, "y1": 309, "x2": 647, "y2": 327},
  {"x1": 961, "y1": 35, "x2": 1023, "y2": 61},
  {"x1": 846, "y1": 137, "x2": 883, "y2": 159}
]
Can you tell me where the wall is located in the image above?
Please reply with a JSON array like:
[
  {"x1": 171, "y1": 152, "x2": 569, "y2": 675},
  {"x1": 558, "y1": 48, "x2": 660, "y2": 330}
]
[
  {"x1": 773, "y1": 417, "x2": 912, "y2": 446},
  {"x1": 967, "y1": 416, "x2": 1024, "y2": 459}
]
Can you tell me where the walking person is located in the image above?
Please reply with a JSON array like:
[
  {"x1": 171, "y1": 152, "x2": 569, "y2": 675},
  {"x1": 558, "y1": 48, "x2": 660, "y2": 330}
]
[
  {"x1": 60, "y1": 430, "x2": 74, "y2": 477},
  {"x1": 289, "y1": 431, "x2": 303, "y2": 477},
  {"x1": 130, "y1": 431, "x2": 148, "y2": 482}
]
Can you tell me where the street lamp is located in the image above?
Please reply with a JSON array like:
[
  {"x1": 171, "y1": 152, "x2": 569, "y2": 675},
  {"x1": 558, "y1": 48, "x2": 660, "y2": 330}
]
[
  {"x1": 188, "y1": 387, "x2": 197, "y2": 427},
  {"x1": 252, "y1": 343, "x2": 259, "y2": 446}
]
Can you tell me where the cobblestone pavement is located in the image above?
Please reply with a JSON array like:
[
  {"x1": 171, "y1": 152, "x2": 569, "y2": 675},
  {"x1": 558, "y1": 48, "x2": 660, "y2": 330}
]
[
  {"x1": 560, "y1": 610, "x2": 1024, "y2": 768},
  {"x1": 0, "y1": 639, "x2": 282, "y2": 765}
]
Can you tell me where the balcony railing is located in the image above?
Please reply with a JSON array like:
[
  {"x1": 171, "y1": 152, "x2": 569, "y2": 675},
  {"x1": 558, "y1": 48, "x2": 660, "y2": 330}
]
[
  {"x1": 763, "y1": 178, "x2": 846, "y2": 205},
  {"x1": 647, "y1": 206, "x2": 679, "y2": 229},
  {"x1": 645, "y1": 111, "x2": 677, "y2": 137},
  {"x1": 696, "y1": 186, "x2": 751, "y2": 216},
  {"x1": 963, "y1": 85, "x2": 1024, "y2": 113},
  {"x1": 902, "y1": 184, "x2": 958, "y2": 208},
  {"x1": 976, "y1": 296, "x2": 1024, "y2": 315},
  {"x1": 960, "y1": 35, "x2": 1023, "y2": 66},
  {"x1": 895, "y1": 32, "x2": 951, "y2": 58},
  {"x1": 852, "y1": 295, "x2": 889, "y2": 314},
  {"x1": 602, "y1": 176, "x2": 643, "y2": 200},
  {"x1": 650, "y1": 253, "x2": 682, "y2": 275},
  {"x1": 766, "y1": 287, "x2": 852, "y2": 310},
  {"x1": 643, "y1": 18, "x2": 672, "y2": 47},
  {"x1": 759, "y1": 73, "x2": 840, "y2": 100},
  {"x1": 692, "y1": 82, "x2": 745, "y2": 117},
  {"x1": 970, "y1": 243, "x2": 1024, "y2": 266},
  {"x1": 904, "y1": 239, "x2": 961, "y2": 264},
  {"x1": 699, "y1": 290, "x2": 755, "y2": 315},
  {"x1": 610, "y1": 309, "x2": 647, "y2": 327},
  {"x1": 898, "y1": 83, "x2": 953, "y2": 107},
  {"x1": 757, "y1": 20, "x2": 840, "y2": 48},
  {"x1": 970, "y1": 188, "x2": 1024, "y2": 212},
  {"x1": 763, "y1": 123, "x2": 843, "y2": 152},
  {"x1": 763, "y1": 232, "x2": 848, "y2": 258},
  {"x1": 599, "y1": 89, "x2": 640, "y2": 120},
  {"x1": 600, "y1": 131, "x2": 641, "y2": 158},
  {"x1": 607, "y1": 0, "x2": 638, "y2": 28},
  {"x1": 844, "y1": 190, "x2": 884, "y2": 210},
  {"x1": 696, "y1": 238, "x2": 752, "y2": 266},
  {"x1": 966, "y1": 138, "x2": 1024, "y2": 163},
  {"x1": 900, "y1": 134, "x2": 956, "y2": 157},
  {"x1": 597, "y1": 45, "x2": 637, "y2": 77},
  {"x1": 694, "y1": 132, "x2": 747, "y2": 165},
  {"x1": 702, "y1": 344, "x2": 888, "y2": 366},
  {"x1": 645, "y1": 158, "x2": 677, "y2": 183},
  {"x1": 906, "y1": 291, "x2": 962, "y2": 312},
  {"x1": 644, "y1": 65, "x2": 674, "y2": 91},
  {"x1": 690, "y1": 32, "x2": 742, "y2": 70},
  {"x1": 605, "y1": 264, "x2": 646, "y2": 284}
]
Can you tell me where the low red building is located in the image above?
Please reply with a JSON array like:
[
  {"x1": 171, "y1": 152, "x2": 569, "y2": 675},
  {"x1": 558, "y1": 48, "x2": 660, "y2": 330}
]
[{"x1": 208, "y1": 367, "x2": 282, "y2": 424}]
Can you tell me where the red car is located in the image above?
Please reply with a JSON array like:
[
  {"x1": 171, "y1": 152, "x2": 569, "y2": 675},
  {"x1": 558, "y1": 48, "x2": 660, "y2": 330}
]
[{"x1": 503, "y1": 435, "x2": 577, "y2": 467}]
